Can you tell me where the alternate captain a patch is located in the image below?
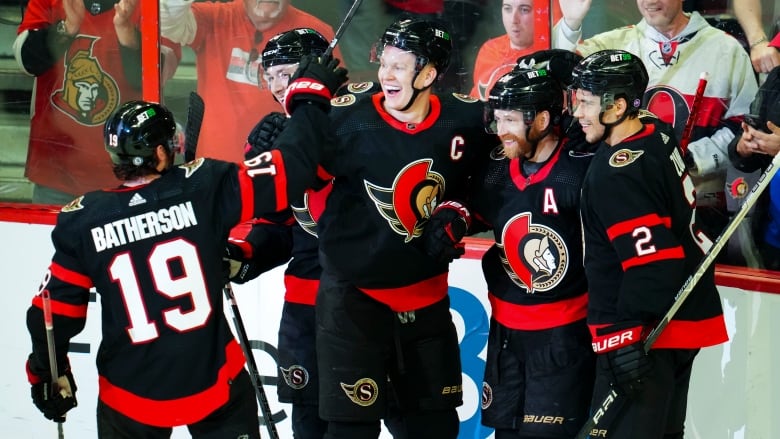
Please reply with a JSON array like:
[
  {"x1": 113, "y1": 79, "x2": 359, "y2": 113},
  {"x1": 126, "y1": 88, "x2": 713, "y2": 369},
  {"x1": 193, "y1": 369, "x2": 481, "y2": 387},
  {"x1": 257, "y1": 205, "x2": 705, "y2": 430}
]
[{"x1": 609, "y1": 149, "x2": 644, "y2": 167}]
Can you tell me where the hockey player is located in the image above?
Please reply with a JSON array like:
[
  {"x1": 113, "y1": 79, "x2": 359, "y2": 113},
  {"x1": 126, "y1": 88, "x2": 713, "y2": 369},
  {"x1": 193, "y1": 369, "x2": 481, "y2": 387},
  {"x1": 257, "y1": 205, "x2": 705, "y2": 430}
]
[
  {"x1": 304, "y1": 16, "x2": 496, "y2": 439},
  {"x1": 24, "y1": 52, "x2": 347, "y2": 437},
  {"x1": 465, "y1": 61, "x2": 596, "y2": 438},
  {"x1": 571, "y1": 50, "x2": 728, "y2": 438}
]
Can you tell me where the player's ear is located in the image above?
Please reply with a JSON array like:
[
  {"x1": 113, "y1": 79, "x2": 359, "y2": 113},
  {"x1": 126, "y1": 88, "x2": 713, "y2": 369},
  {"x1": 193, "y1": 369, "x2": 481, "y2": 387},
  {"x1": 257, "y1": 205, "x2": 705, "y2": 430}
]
[{"x1": 421, "y1": 64, "x2": 437, "y2": 88}]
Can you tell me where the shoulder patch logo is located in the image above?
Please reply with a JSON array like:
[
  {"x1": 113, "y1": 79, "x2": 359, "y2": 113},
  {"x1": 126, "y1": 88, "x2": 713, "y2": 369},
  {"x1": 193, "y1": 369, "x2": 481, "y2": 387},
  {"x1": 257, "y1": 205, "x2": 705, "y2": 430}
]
[
  {"x1": 490, "y1": 145, "x2": 506, "y2": 160},
  {"x1": 347, "y1": 82, "x2": 373, "y2": 93},
  {"x1": 609, "y1": 149, "x2": 644, "y2": 167},
  {"x1": 482, "y1": 382, "x2": 493, "y2": 410},
  {"x1": 452, "y1": 92, "x2": 478, "y2": 103},
  {"x1": 179, "y1": 157, "x2": 205, "y2": 178},
  {"x1": 61, "y1": 195, "x2": 85, "y2": 213},
  {"x1": 280, "y1": 365, "x2": 310, "y2": 390},
  {"x1": 340, "y1": 378, "x2": 379, "y2": 407},
  {"x1": 332, "y1": 94, "x2": 356, "y2": 107}
]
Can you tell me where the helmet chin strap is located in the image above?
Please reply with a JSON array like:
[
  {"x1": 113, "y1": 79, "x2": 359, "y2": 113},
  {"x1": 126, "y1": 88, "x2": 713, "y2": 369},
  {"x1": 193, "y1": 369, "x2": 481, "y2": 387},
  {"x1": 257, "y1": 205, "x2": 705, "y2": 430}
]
[
  {"x1": 597, "y1": 109, "x2": 629, "y2": 143},
  {"x1": 399, "y1": 68, "x2": 434, "y2": 112}
]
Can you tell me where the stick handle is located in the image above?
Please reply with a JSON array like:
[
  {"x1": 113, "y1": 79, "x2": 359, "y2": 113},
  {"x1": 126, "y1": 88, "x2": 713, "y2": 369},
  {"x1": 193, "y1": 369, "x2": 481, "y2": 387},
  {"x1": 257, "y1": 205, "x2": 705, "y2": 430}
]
[
  {"x1": 42, "y1": 290, "x2": 65, "y2": 438},
  {"x1": 679, "y1": 72, "x2": 708, "y2": 153}
]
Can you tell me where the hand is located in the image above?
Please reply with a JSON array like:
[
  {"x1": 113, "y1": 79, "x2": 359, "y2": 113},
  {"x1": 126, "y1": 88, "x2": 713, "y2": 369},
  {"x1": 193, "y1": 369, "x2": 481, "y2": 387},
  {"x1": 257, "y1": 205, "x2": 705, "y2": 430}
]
[
  {"x1": 29, "y1": 361, "x2": 78, "y2": 422},
  {"x1": 224, "y1": 242, "x2": 265, "y2": 284},
  {"x1": 113, "y1": 0, "x2": 139, "y2": 47},
  {"x1": 749, "y1": 40, "x2": 780, "y2": 74},
  {"x1": 422, "y1": 201, "x2": 471, "y2": 264},
  {"x1": 245, "y1": 112, "x2": 287, "y2": 160},
  {"x1": 62, "y1": 0, "x2": 85, "y2": 35},
  {"x1": 559, "y1": 0, "x2": 592, "y2": 31},
  {"x1": 284, "y1": 54, "x2": 349, "y2": 115},
  {"x1": 606, "y1": 341, "x2": 653, "y2": 398}
]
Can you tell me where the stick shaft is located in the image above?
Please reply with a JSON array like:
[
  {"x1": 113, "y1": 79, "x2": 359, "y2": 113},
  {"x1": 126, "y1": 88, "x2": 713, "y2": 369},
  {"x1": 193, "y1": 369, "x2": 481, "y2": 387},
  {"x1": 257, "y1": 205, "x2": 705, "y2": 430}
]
[
  {"x1": 679, "y1": 72, "x2": 708, "y2": 152},
  {"x1": 42, "y1": 290, "x2": 65, "y2": 438},
  {"x1": 223, "y1": 283, "x2": 280, "y2": 439},
  {"x1": 323, "y1": 0, "x2": 364, "y2": 58},
  {"x1": 575, "y1": 147, "x2": 780, "y2": 439}
]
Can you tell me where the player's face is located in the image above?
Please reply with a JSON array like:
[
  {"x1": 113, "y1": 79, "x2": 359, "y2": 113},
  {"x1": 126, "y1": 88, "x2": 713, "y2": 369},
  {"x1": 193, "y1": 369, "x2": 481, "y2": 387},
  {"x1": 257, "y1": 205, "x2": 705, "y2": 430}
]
[
  {"x1": 636, "y1": 0, "x2": 684, "y2": 33},
  {"x1": 572, "y1": 89, "x2": 606, "y2": 143},
  {"x1": 502, "y1": 0, "x2": 534, "y2": 49},
  {"x1": 493, "y1": 109, "x2": 531, "y2": 159},
  {"x1": 262, "y1": 62, "x2": 298, "y2": 102},
  {"x1": 244, "y1": 0, "x2": 287, "y2": 31},
  {"x1": 377, "y1": 45, "x2": 423, "y2": 111}
]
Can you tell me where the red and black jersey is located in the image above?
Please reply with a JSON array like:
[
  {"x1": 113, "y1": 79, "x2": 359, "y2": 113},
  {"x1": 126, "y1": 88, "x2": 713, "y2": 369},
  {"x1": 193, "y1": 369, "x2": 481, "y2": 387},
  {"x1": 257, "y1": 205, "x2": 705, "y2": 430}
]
[
  {"x1": 26, "y1": 106, "x2": 330, "y2": 427},
  {"x1": 580, "y1": 120, "x2": 728, "y2": 350},
  {"x1": 471, "y1": 140, "x2": 592, "y2": 331},
  {"x1": 317, "y1": 89, "x2": 496, "y2": 309}
]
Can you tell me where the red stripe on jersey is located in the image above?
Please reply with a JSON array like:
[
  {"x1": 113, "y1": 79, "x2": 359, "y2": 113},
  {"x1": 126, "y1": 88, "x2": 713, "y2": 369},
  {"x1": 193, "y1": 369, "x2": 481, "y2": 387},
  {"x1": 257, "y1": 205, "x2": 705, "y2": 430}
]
[
  {"x1": 271, "y1": 149, "x2": 288, "y2": 211},
  {"x1": 359, "y1": 273, "x2": 449, "y2": 312},
  {"x1": 236, "y1": 163, "x2": 255, "y2": 223},
  {"x1": 372, "y1": 93, "x2": 442, "y2": 134},
  {"x1": 488, "y1": 292, "x2": 587, "y2": 330},
  {"x1": 621, "y1": 246, "x2": 685, "y2": 270},
  {"x1": 509, "y1": 145, "x2": 562, "y2": 191},
  {"x1": 283, "y1": 275, "x2": 319, "y2": 305},
  {"x1": 98, "y1": 339, "x2": 246, "y2": 427},
  {"x1": 590, "y1": 315, "x2": 728, "y2": 350},
  {"x1": 31, "y1": 294, "x2": 88, "y2": 319},
  {"x1": 605, "y1": 213, "x2": 672, "y2": 241},
  {"x1": 50, "y1": 262, "x2": 93, "y2": 289}
]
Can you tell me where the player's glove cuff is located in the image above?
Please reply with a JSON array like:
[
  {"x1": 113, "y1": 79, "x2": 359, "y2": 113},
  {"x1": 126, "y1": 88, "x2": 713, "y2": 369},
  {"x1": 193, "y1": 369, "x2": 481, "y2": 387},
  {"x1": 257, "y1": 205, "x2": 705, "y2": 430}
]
[
  {"x1": 592, "y1": 322, "x2": 646, "y2": 353},
  {"x1": 284, "y1": 78, "x2": 332, "y2": 115}
]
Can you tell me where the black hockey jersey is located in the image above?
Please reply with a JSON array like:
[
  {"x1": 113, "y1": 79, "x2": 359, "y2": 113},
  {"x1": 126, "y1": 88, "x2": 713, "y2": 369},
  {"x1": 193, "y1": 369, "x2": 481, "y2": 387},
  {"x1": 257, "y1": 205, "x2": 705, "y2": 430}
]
[
  {"x1": 317, "y1": 90, "x2": 496, "y2": 310},
  {"x1": 580, "y1": 120, "x2": 728, "y2": 350},
  {"x1": 471, "y1": 139, "x2": 592, "y2": 330},
  {"x1": 26, "y1": 106, "x2": 331, "y2": 426}
]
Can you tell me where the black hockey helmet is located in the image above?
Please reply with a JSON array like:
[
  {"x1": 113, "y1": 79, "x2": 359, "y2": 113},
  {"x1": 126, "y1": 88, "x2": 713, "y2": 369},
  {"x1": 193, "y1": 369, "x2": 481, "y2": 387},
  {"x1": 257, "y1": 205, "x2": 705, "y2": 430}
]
[
  {"x1": 373, "y1": 16, "x2": 452, "y2": 79},
  {"x1": 745, "y1": 66, "x2": 780, "y2": 133},
  {"x1": 514, "y1": 49, "x2": 583, "y2": 88},
  {"x1": 261, "y1": 28, "x2": 329, "y2": 70},
  {"x1": 104, "y1": 100, "x2": 178, "y2": 167},
  {"x1": 570, "y1": 49, "x2": 648, "y2": 112},
  {"x1": 486, "y1": 68, "x2": 564, "y2": 131}
]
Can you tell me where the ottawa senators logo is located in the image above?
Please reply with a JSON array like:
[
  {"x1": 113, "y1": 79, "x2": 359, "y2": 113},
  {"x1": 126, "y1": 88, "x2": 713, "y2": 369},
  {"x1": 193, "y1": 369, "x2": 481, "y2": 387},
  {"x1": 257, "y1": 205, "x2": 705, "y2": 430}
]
[
  {"x1": 61, "y1": 195, "x2": 85, "y2": 213},
  {"x1": 179, "y1": 157, "x2": 205, "y2": 178},
  {"x1": 481, "y1": 382, "x2": 493, "y2": 410},
  {"x1": 291, "y1": 184, "x2": 332, "y2": 236},
  {"x1": 608, "y1": 149, "x2": 644, "y2": 167},
  {"x1": 364, "y1": 159, "x2": 445, "y2": 242},
  {"x1": 340, "y1": 378, "x2": 379, "y2": 407},
  {"x1": 280, "y1": 365, "x2": 310, "y2": 390},
  {"x1": 499, "y1": 213, "x2": 568, "y2": 293},
  {"x1": 728, "y1": 176, "x2": 750, "y2": 199}
]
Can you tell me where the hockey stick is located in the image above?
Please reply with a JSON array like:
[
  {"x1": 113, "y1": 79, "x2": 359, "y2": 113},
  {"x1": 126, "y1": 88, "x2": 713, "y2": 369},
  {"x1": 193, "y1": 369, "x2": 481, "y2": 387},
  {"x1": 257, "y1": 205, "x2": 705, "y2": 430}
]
[
  {"x1": 42, "y1": 290, "x2": 64, "y2": 439},
  {"x1": 184, "y1": 91, "x2": 205, "y2": 162},
  {"x1": 323, "y1": 0, "x2": 364, "y2": 57},
  {"x1": 679, "y1": 72, "x2": 709, "y2": 153},
  {"x1": 575, "y1": 151, "x2": 780, "y2": 439},
  {"x1": 223, "y1": 282, "x2": 280, "y2": 439}
]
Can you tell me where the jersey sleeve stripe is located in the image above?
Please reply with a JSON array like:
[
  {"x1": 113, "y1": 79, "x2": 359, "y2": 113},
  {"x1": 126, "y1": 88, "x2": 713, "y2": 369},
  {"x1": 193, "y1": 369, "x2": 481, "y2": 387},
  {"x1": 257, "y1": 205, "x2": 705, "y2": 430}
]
[
  {"x1": 605, "y1": 213, "x2": 672, "y2": 240},
  {"x1": 236, "y1": 164, "x2": 255, "y2": 223},
  {"x1": 271, "y1": 149, "x2": 288, "y2": 211},
  {"x1": 50, "y1": 262, "x2": 93, "y2": 289},
  {"x1": 31, "y1": 294, "x2": 88, "y2": 319},
  {"x1": 620, "y1": 246, "x2": 685, "y2": 271}
]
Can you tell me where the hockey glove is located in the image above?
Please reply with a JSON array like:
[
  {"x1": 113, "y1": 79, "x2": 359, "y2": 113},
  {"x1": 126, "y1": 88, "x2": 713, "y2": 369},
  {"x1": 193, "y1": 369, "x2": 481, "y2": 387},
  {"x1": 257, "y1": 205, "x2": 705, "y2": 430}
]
[
  {"x1": 245, "y1": 111, "x2": 287, "y2": 160},
  {"x1": 224, "y1": 242, "x2": 261, "y2": 284},
  {"x1": 593, "y1": 323, "x2": 653, "y2": 398},
  {"x1": 284, "y1": 54, "x2": 348, "y2": 115},
  {"x1": 27, "y1": 356, "x2": 77, "y2": 422},
  {"x1": 422, "y1": 201, "x2": 471, "y2": 265}
]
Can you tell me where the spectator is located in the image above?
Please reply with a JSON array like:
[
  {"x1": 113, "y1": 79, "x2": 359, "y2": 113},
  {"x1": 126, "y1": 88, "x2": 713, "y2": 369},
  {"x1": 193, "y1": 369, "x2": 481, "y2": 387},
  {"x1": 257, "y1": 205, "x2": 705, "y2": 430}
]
[
  {"x1": 470, "y1": 0, "x2": 591, "y2": 101},
  {"x1": 470, "y1": 60, "x2": 595, "y2": 438},
  {"x1": 556, "y1": 0, "x2": 758, "y2": 254},
  {"x1": 13, "y1": 0, "x2": 150, "y2": 204},
  {"x1": 733, "y1": 0, "x2": 780, "y2": 74},
  {"x1": 159, "y1": 0, "x2": 340, "y2": 163},
  {"x1": 24, "y1": 61, "x2": 346, "y2": 437},
  {"x1": 572, "y1": 50, "x2": 728, "y2": 439},
  {"x1": 728, "y1": 65, "x2": 780, "y2": 269},
  {"x1": 304, "y1": 17, "x2": 496, "y2": 438}
]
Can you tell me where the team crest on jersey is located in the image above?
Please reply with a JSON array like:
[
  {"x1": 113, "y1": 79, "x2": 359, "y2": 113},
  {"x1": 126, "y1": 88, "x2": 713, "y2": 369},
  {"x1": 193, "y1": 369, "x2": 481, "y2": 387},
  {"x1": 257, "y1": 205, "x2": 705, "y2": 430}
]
[
  {"x1": 364, "y1": 159, "x2": 445, "y2": 242},
  {"x1": 179, "y1": 157, "x2": 205, "y2": 178},
  {"x1": 489, "y1": 145, "x2": 506, "y2": 160},
  {"x1": 481, "y1": 382, "x2": 493, "y2": 409},
  {"x1": 340, "y1": 378, "x2": 379, "y2": 407},
  {"x1": 280, "y1": 365, "x2": 310, "y2": 390},
  {"x1": 499, "y1": 213, "x2": 568, "y2": 293},
  {"x1": 331, "y1": 94, "x2": 356, "y2": 107},
  {"x1": 452, "y1": 92, "x2": 478, "y2": 103},
  {"x1": 728, "y1": 176, "x2": 750, "y2": 199},
  {"x1": 61, "y1": 195, "x2": 85, "y2": 213},
  {"x1": 347, "y1": 82, "x2": 373, "y2": 93},
  {"x1": 609, "y1": 149, "x2": 644, "y2": 167}
]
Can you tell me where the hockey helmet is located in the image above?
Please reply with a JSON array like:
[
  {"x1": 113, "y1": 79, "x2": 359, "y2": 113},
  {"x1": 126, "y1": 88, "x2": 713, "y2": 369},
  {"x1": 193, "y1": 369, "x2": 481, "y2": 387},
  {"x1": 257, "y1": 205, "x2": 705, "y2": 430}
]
[
  {"x1": 104, "y1": 100, "x2": 178, "y2": 167},
  {"x1": 373, "y1": 16, "x2": 452, "y2": 78},
  {"x1": 570, "y1": 50, "x2": 648, "y2": 111},
  {"x1": 514, "y1": 49, "x2": 583, "y2": 88},
  {"x1": 486, "y1": 68, "x2": 564, "y2": 132},
  {"x1": 261, "y1": 28, "x2": 329, "y2": 70}
]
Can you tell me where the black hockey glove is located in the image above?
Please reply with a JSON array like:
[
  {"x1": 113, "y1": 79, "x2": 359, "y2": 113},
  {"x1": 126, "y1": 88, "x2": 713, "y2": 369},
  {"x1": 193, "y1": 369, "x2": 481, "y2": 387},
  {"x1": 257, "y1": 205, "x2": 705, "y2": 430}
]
[
  {"x1": 245, "y1": 112, "x2": 287, "y2": 160},
  {"x1": 422, "y1": 201, "x2": 471, "y2": 265},
  {"x1": 224, "y1": 242, "x2": 262, "y2": 284},
  {"x1": 284, "y1": 54, "x2": 348, "y2": 115},
  {"x1": 27, "y1": 356, "x2": 77, "y2": 422},
  {"x1": 595, "y1": 322, "x2": 653, "y2": 398}
]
